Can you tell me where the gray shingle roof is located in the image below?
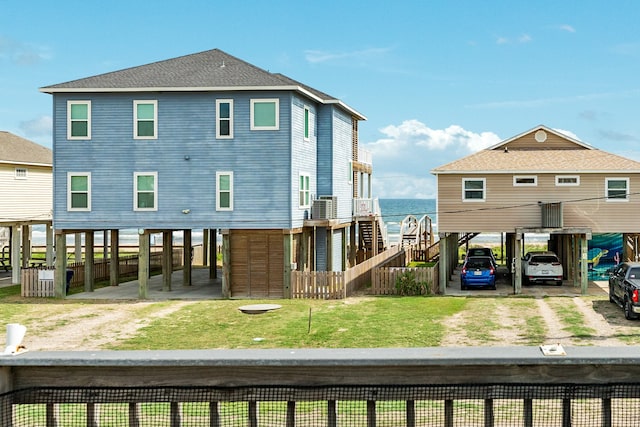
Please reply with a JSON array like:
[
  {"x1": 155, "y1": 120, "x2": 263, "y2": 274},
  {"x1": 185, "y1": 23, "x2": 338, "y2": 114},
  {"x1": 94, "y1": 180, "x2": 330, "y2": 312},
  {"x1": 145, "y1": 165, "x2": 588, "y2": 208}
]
[
  {"x1": 0, "y1": 131, "x2": 52, "y2": 166},
  {"x1": 39, "y1": 49, "x2": 364, "y2": 119}
]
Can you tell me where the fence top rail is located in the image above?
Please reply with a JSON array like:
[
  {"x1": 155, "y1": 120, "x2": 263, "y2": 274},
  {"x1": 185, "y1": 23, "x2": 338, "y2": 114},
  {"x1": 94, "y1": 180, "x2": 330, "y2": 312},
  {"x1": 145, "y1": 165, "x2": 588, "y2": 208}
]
[{"x1": 2, "y1": 346, "x2": 640, "y2": 368}]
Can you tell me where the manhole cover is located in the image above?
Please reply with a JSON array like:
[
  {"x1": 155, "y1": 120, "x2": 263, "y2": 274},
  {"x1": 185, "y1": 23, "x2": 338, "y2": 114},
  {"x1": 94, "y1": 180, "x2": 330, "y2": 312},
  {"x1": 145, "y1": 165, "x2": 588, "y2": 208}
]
[{"x1": 238, "y1": 304, "x2": 282, "y2": 314}]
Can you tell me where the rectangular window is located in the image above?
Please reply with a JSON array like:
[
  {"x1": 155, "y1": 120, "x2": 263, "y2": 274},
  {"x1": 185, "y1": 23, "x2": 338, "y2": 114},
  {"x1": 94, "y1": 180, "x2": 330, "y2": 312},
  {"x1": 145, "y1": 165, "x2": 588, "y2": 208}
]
[
  {"x1": 134, "y1": 100, "x2": 157, "y2": 139},
  {"x1": 134, "y1": 172, "x2": 157, "y2": 210},
  {"x1": 304, "y1": 106, "x2": 310, "y2": 140},
  {"x1": 67, "y1": 101, "x2": 91, "y2": 139},
  {"x1": 251, "y1": 99, "x2": 279, "y2": 130},
  {"x1": 216, "y1": 172, "x2": 233, "y2": 211},
  {"x1": 14, "y1": 168, "x2": 27, "y2": 179},
  {"x1": 299, "y1": 174, "x2": 310, "y2": 208},
  {"x1": 67, "y1": 173, "x2": 91, "y2": 211},
  {"x1": 216, "y1": 99, "x2": 233, "y2": 139},
  {"x1": 556, "y1": 175, "x2": 580, "y2": 186},
  {"x1": 606, "y1": 177, "x2": 629, "y2": 201},
  {"x1": 513, "y1": 176, "x2": 537, "y2": 186},
  {"x1": 463, "y1": 178, "x2": 486, "y2": 201}
]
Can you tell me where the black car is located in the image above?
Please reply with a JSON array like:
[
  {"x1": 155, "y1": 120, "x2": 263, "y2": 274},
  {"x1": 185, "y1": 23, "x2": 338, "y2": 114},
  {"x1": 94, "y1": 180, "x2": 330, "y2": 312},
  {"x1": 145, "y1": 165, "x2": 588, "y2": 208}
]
[
  {"x1": 464, "y1": 247, "x2": 498, "y2": 268},
  {"x1": 608, "y1": 262, "x2": 640, "y2": 320}
]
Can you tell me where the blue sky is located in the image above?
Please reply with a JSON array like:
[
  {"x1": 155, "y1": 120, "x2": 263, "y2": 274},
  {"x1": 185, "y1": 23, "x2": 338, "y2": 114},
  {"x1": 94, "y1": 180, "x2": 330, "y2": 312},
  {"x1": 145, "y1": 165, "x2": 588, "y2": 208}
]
[{"x1": 2, "y1": 0, "x2": 640, "y2": 199}]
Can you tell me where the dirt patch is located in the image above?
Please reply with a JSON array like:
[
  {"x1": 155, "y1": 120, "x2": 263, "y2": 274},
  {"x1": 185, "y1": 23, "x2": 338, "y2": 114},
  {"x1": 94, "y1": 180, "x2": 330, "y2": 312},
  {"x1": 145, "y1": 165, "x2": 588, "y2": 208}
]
[
  {"x1": 441, "y1": 295, "x2": 638, "y2": 348},
  {"x1": 24, "y1": 301, "x2": 197, "y2": 351}
]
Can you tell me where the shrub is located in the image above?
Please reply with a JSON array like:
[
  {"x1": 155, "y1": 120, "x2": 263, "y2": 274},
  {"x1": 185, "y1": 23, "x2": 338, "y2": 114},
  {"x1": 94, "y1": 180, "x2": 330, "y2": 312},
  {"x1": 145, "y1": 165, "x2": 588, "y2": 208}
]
[{"x1": 395, "y1": 271, "x2": 431, "y2": 296}]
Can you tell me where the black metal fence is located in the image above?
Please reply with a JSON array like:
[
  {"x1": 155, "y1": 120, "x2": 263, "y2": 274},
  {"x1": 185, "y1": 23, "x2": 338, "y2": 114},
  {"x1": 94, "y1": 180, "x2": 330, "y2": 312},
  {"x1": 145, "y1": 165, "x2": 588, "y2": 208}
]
[{"x1": 3, "y1": 383, "x2": 640, "y2": 426}]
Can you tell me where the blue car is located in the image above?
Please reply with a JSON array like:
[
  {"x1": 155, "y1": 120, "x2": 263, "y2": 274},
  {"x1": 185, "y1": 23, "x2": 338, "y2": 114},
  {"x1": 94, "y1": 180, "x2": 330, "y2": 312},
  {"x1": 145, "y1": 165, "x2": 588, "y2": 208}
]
[{"x1": 461, "y1": 256, "x2": 496, "y2": 290}]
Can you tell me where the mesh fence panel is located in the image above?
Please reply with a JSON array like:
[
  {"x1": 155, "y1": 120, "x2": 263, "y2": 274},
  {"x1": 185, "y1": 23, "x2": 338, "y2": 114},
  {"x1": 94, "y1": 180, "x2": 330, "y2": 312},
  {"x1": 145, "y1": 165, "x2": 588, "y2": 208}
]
[{"x1": 2, "y1": 384, "x2": 640, "y2": 426}]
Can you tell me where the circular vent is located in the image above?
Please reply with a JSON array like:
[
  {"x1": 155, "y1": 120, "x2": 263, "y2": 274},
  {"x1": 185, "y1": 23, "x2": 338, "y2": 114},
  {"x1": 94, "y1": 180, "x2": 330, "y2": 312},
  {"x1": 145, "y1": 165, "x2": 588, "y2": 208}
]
[{"x1": 534, "y1": 130, "x2": 547, "y2": 142}]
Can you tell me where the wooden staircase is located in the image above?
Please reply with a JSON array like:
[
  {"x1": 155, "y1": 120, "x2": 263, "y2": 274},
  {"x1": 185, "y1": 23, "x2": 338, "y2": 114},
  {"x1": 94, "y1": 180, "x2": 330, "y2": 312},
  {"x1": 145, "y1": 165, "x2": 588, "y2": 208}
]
[
  {"x1": 426, "y1": 232, "x2": 480, "y2": 262},
  {"x1": 359, "y1": 219, "x2": 386, "y2": 253}
]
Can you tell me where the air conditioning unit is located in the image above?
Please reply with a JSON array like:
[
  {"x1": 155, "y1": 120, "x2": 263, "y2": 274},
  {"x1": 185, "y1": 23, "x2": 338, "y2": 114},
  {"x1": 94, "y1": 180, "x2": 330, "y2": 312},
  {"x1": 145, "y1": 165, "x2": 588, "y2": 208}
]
[
  {"x1": 318, "y1": 195, "x2": 338, "y2": 219},
  {"x1": 312, "y1": 199, "x2": 334, "y2": 220}
]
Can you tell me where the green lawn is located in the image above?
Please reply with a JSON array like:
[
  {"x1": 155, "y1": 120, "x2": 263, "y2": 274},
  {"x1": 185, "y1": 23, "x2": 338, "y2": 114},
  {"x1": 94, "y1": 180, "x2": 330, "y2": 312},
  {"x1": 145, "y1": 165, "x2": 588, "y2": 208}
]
[{"x1": 112, "y1": 297, "x2": 467, "y2": 350}]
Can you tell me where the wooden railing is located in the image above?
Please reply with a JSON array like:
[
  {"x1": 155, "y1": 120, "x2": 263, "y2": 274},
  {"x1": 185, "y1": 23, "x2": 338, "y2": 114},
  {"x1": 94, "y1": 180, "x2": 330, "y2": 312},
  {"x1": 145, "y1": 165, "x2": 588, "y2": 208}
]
[
  {"x1": 20, "y1": 249, "x2": 185, "y2": 296},
  {"x1": 2, "y1": 347, "x2": 640, "y2": 426}
]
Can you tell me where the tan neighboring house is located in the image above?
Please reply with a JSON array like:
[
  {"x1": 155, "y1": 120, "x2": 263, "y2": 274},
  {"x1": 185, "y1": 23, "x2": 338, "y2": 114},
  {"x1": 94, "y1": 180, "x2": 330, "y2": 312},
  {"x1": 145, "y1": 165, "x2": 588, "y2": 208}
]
[
  {"x1": 0, "y1": 131, "x2": 53, "y2": 284},
  {"x1": 431, "y1": 125, "x2": 640, "y2": 294}
]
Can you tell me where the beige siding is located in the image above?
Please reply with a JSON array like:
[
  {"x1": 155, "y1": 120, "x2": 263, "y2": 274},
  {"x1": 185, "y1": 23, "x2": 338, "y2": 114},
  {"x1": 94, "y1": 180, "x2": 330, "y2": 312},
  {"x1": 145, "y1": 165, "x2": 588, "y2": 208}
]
[
  {"x1": 437, "y1": 173, "x2": 640, "y2": 233},
  {"x1": 500, "y1": 131, "x2": 587, "y2": 151},
  {"x1": 0, "y1": 163, "x2": 52, "y2": 221}
]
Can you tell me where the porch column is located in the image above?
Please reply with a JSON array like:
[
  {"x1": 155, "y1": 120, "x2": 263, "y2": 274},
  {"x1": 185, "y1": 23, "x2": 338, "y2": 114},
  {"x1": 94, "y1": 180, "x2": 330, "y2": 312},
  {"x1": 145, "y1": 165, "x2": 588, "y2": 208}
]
[
  {"x1": 54, "y1": 231, "x2": 67, "y2": 298},
  {"x1": 162, "y1": 231, "x2": 173, "y2": 292},
  {"x1": 183, "y1": 229, "x2": 192, "y2": 287},
  {"x1": 348, "y1": 225, "x2": 356, "y2": 268},
  {"x1": 283, "y1": 233, "x2": 292, "y2": 298},
  {"x1": 580, "y1": 234, "x2": 589, "y2": 295},
  {"x1": 21, "y1": 225, "x2": 30, "y2": 268},
  {"x1": 438, "y1": 233, "x2": 448, "y2": 294},
  {"x1": 202, "y1": 229, "x2": 209, "y2": 267},
  {"x1": 11, "y1": 226, "x2": 20, "y2": 285},
  {"x1": 209, "y1": 229, "x2": 217, "y2": 279},
  {"x1": 45, "y1": 224, "x2": 54, "y2": 266},
  {"x1": 138, "y1": 230, "x2": 150, "y2": 299},
  {"x1": 84, "y1": 231, "x2": 94, "y2": 292},
  {"x1": 514, "y1": 233, "x2": 522, "y2": 295},
  {"x1": 110, "y1": 230, "x2": 120, "y2": 286},
  {"x1": 74, "y1": 233, "x2": 82, "y2": 263},
  {"x1": 221, "y1": 231, "x2": 230, "y2": 298}
]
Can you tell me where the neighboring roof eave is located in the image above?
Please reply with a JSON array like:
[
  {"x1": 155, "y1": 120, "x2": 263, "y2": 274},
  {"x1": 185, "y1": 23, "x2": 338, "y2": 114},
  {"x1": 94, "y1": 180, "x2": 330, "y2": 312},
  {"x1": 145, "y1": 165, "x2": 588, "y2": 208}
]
[
  {"x1": 0, "y1": 160, "x2": 52, "y2": 168},
  {"x1": 431, "y1": 169, "x2": 640, "y2": 175}
]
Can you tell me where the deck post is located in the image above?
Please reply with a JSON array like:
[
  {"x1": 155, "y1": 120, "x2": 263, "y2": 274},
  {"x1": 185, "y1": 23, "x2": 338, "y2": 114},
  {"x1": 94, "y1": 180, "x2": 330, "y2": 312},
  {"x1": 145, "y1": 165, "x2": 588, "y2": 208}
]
[
  {"x1": 54, "y1": 231, "x2": 67, "y2": 297},
  {"x1": 438, "y1": 233, "x2": 448, "y2": 294},
  {"x1": 514, "y1": 232, "x2": 522, "y2": 294},
  {"x1": 84, "y1": 231, "x2": 94, "y2": 292},
  {"x1": 283, "y1": 233, "x2": 292, "y2": 299},
  {"x1": 162, "y1": 230, "x2": 172, "y2": 292},
  {"x1": 183, "y1": 229, "x2": 192, "y2": 286},
  {"x1": 581, "y1": 234, "x2": 589, "y2": 295},
  {"x1": 110, "y1": 230, "x2": 119, "y2": 287},
  {"x1": 138, "y1": 230, "x2": 149, "y2": 299},
  {"x1": 209, "y1": 229, "x2": 217, "y2": 279},
  {"x1": 11, "y1": 225, "x2": 20, "y2": 284},
  {"x1": 221, "y1": 231, "x2": 230, "y2": 298}
]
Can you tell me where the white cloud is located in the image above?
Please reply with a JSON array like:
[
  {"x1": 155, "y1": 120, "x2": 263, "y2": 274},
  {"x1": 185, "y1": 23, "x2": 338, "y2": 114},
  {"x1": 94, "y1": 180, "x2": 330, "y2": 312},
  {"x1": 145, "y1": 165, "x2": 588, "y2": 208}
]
[
  {"x1": 559, "y1": 24, "x2": 576, "y2": 33},
  {"x1": 495, "y1": 34, "x2": 532, "y2": 45},
  {"x1": 553, "y1": 128, "x2": 580, "y2": 141},
  {"x1": 0, "y1": 36, "x2": 51, "y2": 65},
  {"x1": 364, "y1": 121, "x2": 502, "y2": 198},
  {"x1": 21, "y1": 115, "x2": 52, "y2": 138},
  {"x1": 367, "y1": 120, "x2": 500, "y2": 154},
  {"x1": 304, "y1": 47, "x2": 391, "y2": 64}
]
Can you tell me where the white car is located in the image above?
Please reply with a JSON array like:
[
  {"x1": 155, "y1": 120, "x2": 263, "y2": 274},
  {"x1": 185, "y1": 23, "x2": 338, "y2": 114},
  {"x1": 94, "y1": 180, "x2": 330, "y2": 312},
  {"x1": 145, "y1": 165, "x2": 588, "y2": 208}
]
[{"x1": 522, "y1": 251, "x2": 563, "y2": 285}]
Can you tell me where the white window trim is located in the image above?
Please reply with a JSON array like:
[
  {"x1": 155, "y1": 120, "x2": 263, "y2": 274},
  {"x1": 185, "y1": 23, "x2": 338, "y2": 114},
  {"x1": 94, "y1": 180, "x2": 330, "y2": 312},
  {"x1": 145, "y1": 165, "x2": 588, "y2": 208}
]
[
  {"x1": 303, "y1": 105, "x2": 310, "y2": 141},
  {"x1": 556, "y1": 175, "x2": 580, "y2": 186},
  {"x1": 67, "y1": 172, "x2": 91, "y2": 211},
  {"x1": 133, "y1": 100, "x2": 158, "y2": 140},
  {"x1": 67, "y1": 100, "x2": 91, "y2": 140},
  {"x1": 606, "y1": 177, "x2": 629, "y2": 202},
  {"x1": 216, "y1": 171, "x2": 234, "y2": 211},
  {"x1": 134, "y1": 172, "x2": 158, "y2": 211},
  {"x1": 216, "y1": 99, "x2": 234, "y2": 139},
  {"x1": 14, "y1": 168, "x2": 27, "y2": 179},
  {"x1": 513, "y1": 175, "x2": 537, "y2": 187},
  {"x1": 462, "y1": 178, "x2": 486, "y2": 202},
  {"x1": 250, "y1": 98, "x2": 279, "y2": 130},
  {"x1": 299, "y1": 173, "x2": 311, "y2": 208}
]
